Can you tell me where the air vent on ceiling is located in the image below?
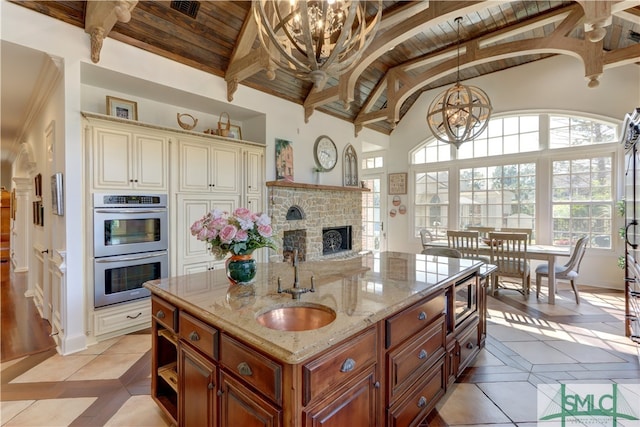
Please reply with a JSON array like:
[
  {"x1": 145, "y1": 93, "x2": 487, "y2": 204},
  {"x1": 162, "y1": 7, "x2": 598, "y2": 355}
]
[
  {"x1": 629, "y1": 30, "x2": 640, "y2": 43},
  {"x1": 170, "y1": 1, "x2": 200, "y2": 19}
]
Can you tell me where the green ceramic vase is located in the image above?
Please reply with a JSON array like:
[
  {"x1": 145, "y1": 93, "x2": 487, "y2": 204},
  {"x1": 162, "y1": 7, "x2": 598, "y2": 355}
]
[{"x1": 226, "y1": 254, "x2": 256, "y2": 285}]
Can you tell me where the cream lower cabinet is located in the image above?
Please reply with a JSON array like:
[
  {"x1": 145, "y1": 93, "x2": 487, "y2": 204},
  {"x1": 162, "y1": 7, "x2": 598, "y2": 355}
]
[
  {"x1": 175, "y1": 195, "x2": 240, "y2": 276},
  {"x1": 87, "y1": 119, "x2": 169, "y2": 191}
]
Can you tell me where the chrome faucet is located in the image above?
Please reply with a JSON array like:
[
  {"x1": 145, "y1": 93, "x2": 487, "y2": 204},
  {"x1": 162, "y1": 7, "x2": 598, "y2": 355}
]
[{"x1": 277, "y1": 249, "x2": 315, "y2": 299}]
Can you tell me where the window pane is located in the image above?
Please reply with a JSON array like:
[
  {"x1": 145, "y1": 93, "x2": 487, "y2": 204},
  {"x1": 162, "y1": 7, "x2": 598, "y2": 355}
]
[
  {"x1": 551, "y1": 155, "x2": 613, "y2": 247},
  {"x1": 414, "y1": 170, "x2": 449, "y2": 236}
]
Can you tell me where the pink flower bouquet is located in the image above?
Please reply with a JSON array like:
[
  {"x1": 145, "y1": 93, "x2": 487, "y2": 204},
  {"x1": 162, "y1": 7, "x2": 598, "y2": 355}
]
[{"x1": 190, "y1": 208, "x2": 277, "y2": 258}]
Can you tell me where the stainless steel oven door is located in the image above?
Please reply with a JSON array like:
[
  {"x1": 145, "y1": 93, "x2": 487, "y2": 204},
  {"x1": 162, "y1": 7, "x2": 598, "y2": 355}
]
[
  {"x1": 94, "y1": 251, "x2": 168, "y2": 308},
  {"x1": 94, "y1": 208, "x2": 168, "y2": 257}
]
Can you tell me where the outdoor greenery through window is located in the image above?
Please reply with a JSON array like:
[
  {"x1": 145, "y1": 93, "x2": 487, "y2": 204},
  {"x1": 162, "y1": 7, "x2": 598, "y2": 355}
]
[{"x1": 410, "y1": 113, "x2": 618, "y2": 248}]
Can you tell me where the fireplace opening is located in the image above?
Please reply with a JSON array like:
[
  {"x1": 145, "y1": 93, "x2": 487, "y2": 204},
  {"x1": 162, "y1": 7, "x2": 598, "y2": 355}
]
[
  {"x1": 286, "y1": 205, "x2": 305, "y2": 220},
  {"x1": 322, "y1": 226, "x2": 352, "y2": 255},
  {"x1": 283, "y1": 229, "x2": 306, "y2": 262}
]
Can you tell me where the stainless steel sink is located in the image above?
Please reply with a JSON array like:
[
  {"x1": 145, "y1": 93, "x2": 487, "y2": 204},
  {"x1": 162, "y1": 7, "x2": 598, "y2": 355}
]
[{"x1": 256, "y1": 304, "x2": 336, "y2": 331}]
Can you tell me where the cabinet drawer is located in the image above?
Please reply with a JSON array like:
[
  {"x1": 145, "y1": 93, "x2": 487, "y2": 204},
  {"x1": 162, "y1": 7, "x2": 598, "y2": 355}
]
[
  {"x1": 221, "y1": 334, "x2": 283, "y2": 405},
  {"x1": 457, "y1": 320, "x2": 480, "y2": 373},
  {"x1": 302, "y1": 326, "x2": 377, "y2": 406},
  {"x1": 152, "y1": 296, "x2": 178, "y2": 333},
  {"x1": 387, "y1": 357, "x2": 446, "y2": 427},
  {"x1": 179, "y1": 311, "x2": 219, "y2": 361},
  {"x1": 386, "y1": 291, "x2": 445, "y2": 349},
  {"x1": 94, "y1": 299, "x2": 151, "y2": 337},
  {"x1": 387, "y1": 315, "x2": 445, "y2": 403}
]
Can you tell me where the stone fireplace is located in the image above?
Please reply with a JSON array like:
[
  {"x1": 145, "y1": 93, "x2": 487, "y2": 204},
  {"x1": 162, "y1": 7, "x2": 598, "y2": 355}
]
[{"x1": 267, "y1": 181, "x2": 367, "y2": 261}]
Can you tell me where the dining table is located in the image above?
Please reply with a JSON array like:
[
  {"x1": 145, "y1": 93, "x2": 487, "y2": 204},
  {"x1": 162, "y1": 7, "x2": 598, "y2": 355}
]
[{"x1": 426, "y1": 239, "x2": 571, "y2": 304}]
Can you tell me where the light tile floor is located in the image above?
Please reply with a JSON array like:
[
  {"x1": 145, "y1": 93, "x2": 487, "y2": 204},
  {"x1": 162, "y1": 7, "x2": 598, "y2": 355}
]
[{"x1": 2, "y1": 286, "x2": 639, "y2": 426}]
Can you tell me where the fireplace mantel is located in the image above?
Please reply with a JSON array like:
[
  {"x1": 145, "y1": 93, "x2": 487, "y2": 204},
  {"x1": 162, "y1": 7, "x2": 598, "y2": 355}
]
[{"x1": 266, "y1": 181, "x2": 370, "y2": 192}]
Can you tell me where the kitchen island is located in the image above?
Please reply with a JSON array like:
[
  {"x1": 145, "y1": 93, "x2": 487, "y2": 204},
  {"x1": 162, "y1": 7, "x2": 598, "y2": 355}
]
[{"x1": 145, "y1": 251, "x2": 492, "y2": 427}]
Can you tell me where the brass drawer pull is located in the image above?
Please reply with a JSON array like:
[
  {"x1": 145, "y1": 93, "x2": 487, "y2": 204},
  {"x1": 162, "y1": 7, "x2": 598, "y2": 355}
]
[
  {"x1": 417, "y1": 396, "x2": 427, "y2": 408},
  {"x1": 418, "y1": 311, "x2": 427, "y2": 321},
  {"x1": 156, "y1": 310, "x2": 165, "y2": 319},
  {"x1": 189, "y1": 331, "x2": 200, "y2": 341},
  {"x1": 418, "y1": 349, "x2": 428, "y2": 360},
  {"x1": 340, "y1": 358, "x2": 356, "y2": 373},
  {"x1": 466, "y1": 342, "x2": 474, "y2": 349},
  {"x1": 238, "y1": 362, "x2": 253, "y2": 376}
]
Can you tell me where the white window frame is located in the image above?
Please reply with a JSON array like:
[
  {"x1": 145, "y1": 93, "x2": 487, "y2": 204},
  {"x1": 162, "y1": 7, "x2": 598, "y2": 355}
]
[{"x1": 409, "y1": 111, "x2": 620, "y2": 251}]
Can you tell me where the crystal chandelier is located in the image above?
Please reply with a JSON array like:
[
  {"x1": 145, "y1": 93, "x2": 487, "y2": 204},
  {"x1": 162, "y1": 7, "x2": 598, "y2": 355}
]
[
  {"x1": 252, "y1": 0, "x2": 382, "y2": 90},
  {"x1": 426, "y1": 17, "x2": 492, "y2": 148}
]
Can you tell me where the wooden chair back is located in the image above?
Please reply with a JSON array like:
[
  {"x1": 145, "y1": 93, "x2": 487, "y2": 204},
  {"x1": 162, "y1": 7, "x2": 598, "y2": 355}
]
[
  {"x1": 466, "y1": 226, "x2": 495, "y2": 239},
  {"x1": 489, "y1": 231, "x2": 530, "y2": 296},
  {"x1": 500, "y1": 227, "x2": 533, "y2": 243},
  {"x1": 447, "y1": 230, "x2": 480, "y2": 259}
]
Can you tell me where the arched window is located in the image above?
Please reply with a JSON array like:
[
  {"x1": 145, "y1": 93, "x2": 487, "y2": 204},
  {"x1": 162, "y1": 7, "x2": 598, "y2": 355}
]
[{"x1": 411, "y1": 113, "x2": 618, "y2": 248}]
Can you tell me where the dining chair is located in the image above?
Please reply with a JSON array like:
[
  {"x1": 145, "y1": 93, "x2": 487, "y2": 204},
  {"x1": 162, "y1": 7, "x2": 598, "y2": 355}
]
[
  {"x1": 419, "y1": 228, "x2": 436, "y2": 249},
  {"x1": 535, "y1": 236, "x2": 588, "y2": 304},
  {"x1": 488, "y1": 232, "x2": 530, "y2": 297},
  {"x1": 421, "y1": 247, "x2": 462, "y2": 258},
  {"x1": 466, "y1": 226, "x2": 495, "y2": 239},
  {"x1": 446, "y1": 230, "x2": 490, "y2": 263},
  {"x1": 500, "y1": 227, "x2": 533, "y2": 244}
]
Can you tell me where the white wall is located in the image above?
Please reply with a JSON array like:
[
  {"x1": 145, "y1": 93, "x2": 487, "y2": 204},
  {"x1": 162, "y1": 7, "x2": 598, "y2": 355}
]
[{"x1": 387, "y1": 55, "x2": 640, "y2": 289}]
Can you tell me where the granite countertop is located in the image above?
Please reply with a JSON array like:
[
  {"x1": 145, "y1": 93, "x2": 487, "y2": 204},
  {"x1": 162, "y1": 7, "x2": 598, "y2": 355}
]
[{"x1": 144, "y1": 251, "x2": 483, "y2": 364}]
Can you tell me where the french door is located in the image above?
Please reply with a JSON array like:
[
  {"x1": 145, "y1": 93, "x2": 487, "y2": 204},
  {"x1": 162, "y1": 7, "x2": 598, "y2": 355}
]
[{"x1": 361, "y1": 175, "x2": 386, "y2": 252}]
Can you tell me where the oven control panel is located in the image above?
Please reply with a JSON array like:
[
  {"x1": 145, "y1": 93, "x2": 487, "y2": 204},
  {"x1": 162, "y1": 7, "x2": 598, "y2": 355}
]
[{"x1": 94, "y1": 193, "x2": 167, "y2": 208}]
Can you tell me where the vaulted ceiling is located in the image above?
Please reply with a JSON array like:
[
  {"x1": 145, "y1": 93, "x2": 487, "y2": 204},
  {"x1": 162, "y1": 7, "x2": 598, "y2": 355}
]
[{"x1": 10, "y1": 1, "x2": 640, "y2": 136}]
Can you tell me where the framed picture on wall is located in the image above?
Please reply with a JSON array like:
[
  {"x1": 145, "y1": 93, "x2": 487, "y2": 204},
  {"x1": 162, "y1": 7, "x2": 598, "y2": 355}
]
[
  {"x1": 275, "y1": 138, "x2": 294, "y2": 182},
  {"x1": 388, "y1": 172, "x2": 407, "y2": 195},
  {"x1": 106, "y1": 96, "x2": 138, "y2": 120},
  {"x1": 34, "y1": 173, "x2": 42, "y2": 197},
  {"x1": 51, "y1": 172, "x2": 64, "y2": 216}
]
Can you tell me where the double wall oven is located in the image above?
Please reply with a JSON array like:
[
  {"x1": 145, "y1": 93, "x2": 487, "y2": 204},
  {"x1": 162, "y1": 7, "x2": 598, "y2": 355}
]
[{"x1": 93, "y1": 194, "x2": 169, "y2": 308}]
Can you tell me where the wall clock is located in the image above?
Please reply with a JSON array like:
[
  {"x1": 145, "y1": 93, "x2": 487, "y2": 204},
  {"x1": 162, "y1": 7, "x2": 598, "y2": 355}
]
[{"x1": 314, "y1": 135, "x2": 338, "y2": 171}]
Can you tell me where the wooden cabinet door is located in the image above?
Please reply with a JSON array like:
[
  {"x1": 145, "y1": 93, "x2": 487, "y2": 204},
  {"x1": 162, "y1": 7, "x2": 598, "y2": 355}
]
[
  {"x1": 211, "y1": 144, "x2": 240, "y2": 194},
  {"x1": 244, "y1": 148, "x2": 264, "y2": 213},
  {"x1": 175, "y1": 195, "x2": 239, "y2": 275},
  {"x1": 178, "y1": 139, "x2": 212, "y2": 192},
  {"x1": 303, "y1": 365, "x2": 378, "y2": 427},
  {"x1": 180, "y1": 344, "x2": 217, "y2": 427},
  {"x1": 92, "y1": 126, "x2": 133, "y2": 189},
  {"x1": 134, "y1": 133, "x2": 168, "y2": 190},
  {"x1": 219, "y1": 371, "x2": 281, "y2": 427}
]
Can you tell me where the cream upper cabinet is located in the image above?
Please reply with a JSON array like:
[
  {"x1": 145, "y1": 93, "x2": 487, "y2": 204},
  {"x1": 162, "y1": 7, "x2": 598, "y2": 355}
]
[
  {"x1": 90, "y1": 124, "x2": 168, "y2": 191},
  {"x1": 178, "y1": 138, "x2": 240, "y2": 194},
  {"x1": 243, "y1": 147, "x2": 265, "y2": 212}
]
